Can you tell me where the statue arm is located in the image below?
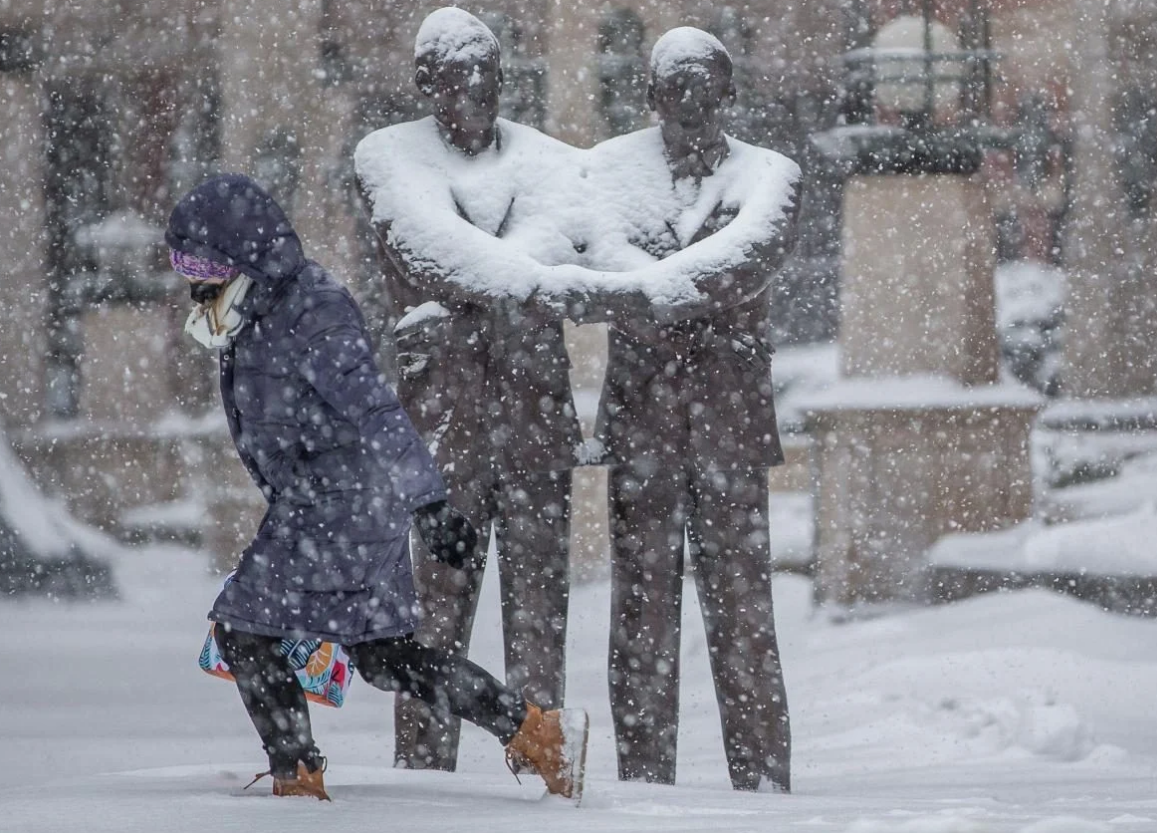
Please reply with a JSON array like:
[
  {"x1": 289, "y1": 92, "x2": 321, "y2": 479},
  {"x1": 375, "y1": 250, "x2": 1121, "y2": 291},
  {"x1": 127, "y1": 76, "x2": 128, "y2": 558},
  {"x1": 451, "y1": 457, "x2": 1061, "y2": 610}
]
[
  {"x1": 356, "y1": 181, "x2": 553, "y2": 316},
  {"x1": 562, "y1": 156, "x2": 802, "y2": 327},
  {"x1": 651, "y1": 177, "x2": 802, "y2": 323},
  {"x1": 355, "y1": 136, "x2": 565, "y2": 318}
]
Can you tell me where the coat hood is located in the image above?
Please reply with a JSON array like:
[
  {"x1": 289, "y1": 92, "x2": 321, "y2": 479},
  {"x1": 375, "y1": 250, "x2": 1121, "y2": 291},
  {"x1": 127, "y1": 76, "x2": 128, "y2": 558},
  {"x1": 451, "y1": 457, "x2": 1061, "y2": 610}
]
[{"x1": 166, "y1": 173, "x2": 305, "y2": 283}]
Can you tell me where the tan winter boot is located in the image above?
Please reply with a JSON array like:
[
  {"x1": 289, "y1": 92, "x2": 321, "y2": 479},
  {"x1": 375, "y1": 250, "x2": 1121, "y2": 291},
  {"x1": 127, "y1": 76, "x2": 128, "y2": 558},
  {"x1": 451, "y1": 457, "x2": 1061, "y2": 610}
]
[
  {"x1": 505, "y1": 703, "x2": 589, "y2": 803},
  {"x1": 272, "y1": 761, "x2": 331, "y2": 801}
]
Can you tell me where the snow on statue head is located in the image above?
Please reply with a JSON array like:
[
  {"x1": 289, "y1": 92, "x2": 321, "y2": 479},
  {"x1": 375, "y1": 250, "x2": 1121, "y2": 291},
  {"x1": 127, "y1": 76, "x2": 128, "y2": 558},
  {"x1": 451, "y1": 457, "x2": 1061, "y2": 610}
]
[
  {"x1": 647, "y1": 27, "x2": 736, "y2": 157},
  {"x1": 414, "y1": 8, "x2": 503, "y2": 155},
  {"x1": 415, "y1": 8, "x2": 500, "y2": 80},
  {"x1": 649, "y1": 26, "x2": 732, "y2": 84}
]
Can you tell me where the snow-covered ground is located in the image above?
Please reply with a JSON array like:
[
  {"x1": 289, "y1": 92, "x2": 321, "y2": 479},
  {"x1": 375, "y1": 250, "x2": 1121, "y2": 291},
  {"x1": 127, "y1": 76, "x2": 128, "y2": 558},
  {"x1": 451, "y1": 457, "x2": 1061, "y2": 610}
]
[{"x1": 2, "y1": 540, "x2": 1155, "y2": 833}]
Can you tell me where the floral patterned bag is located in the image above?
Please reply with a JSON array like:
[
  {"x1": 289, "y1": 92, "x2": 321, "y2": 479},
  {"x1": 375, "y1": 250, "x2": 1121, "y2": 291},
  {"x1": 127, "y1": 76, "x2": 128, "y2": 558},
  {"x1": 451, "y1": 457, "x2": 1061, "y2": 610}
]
[{"x1": 197, "y1": 574, "x2": 354, "y2": 708}]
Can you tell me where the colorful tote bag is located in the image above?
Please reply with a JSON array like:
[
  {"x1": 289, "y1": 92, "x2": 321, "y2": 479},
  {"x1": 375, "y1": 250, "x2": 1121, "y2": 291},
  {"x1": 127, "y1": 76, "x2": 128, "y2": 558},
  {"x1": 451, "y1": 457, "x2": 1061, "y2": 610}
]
[{"x1": 197, "y1": 574, "x2": 355, "y2": 708}]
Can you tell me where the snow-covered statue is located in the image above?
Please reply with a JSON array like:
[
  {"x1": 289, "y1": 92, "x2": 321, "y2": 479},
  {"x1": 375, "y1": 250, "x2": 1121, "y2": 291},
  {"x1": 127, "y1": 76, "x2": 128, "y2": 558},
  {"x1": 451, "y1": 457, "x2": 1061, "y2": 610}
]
[
  {"x1": 356, "y1": 12, "x2": 800, "y2": 793},
  {"x1": 354, "y1": 7, "x2": 582, "y2": 773},
  {"x1": 579, "y1": 28, "x2": 797, "y2": 794}
]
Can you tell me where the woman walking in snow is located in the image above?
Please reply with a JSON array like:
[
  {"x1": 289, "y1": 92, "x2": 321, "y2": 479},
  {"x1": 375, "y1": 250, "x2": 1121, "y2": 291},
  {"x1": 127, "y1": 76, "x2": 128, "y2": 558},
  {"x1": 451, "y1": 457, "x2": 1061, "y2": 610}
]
[{"x1": 166, "y1": 173, "x2": 586, "y2": 801}]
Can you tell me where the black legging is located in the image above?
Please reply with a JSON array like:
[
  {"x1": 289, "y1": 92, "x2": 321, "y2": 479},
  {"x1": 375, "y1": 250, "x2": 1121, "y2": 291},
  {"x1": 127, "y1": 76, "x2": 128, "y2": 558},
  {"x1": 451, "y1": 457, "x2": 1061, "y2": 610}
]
[{"x1": 217, "y1": 628, "x2": 528, "y2": 777}]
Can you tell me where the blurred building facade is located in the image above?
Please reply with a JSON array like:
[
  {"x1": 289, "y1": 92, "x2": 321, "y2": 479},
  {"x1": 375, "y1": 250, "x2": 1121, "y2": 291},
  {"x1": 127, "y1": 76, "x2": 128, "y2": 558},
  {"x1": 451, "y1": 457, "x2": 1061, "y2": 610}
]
[{"x1": 0, "y1": 0, "x2": 1153, "y2": 567}]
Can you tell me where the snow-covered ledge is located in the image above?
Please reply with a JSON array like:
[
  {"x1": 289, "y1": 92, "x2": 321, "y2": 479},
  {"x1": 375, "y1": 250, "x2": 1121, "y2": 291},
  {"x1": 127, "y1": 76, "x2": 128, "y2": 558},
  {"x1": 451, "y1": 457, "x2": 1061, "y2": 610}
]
[
  {"x1": 796, "y1": 374, "x2": 1043, "y2": 413},
  {"x1": 932, "y1": 502, "x2": 1157, "y2": 578},
  {"x1": 928, "y1": 505, "x2": 1157, "y2": 615}
]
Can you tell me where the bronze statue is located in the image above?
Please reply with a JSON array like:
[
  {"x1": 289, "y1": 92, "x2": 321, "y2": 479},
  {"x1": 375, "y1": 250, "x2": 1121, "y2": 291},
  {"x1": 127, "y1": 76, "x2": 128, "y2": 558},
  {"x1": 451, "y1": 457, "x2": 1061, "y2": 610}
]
[
  {"x1": 575, "y1": 27, "x2": 800, "y2": 792},
  {"x1": 354, "y1": 8, "x2": 581, "y2": 772},
  {"x1": 357, "y1": 13, "x2": 800, "y2": 792}
]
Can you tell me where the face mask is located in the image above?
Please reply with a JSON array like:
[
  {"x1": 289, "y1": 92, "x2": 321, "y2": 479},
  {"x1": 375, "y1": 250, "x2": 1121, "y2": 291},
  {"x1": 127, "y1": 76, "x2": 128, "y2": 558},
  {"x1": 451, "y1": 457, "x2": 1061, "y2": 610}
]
[
  {"x1": 184, "y1": 274, "x2": 254, "y2": 349},
  {"x1": 189, "y1": 281, "x2": 224, "y2": 304}
]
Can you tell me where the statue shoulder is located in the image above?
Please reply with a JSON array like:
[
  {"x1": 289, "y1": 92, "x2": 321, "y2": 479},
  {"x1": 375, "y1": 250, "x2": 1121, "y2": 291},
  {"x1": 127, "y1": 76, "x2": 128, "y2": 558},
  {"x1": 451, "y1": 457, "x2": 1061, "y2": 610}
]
[
  {"x1": 355, "y1": 117, "x2": 441, "y2": 178},
  {"x1": 585, "y1": 127, "x2": 668, "y2": 188},
  {"x1": 496, "y1": 118, "x2": 579, "y2": 162},
  {"x1": 589, "y1": 126, "x2": 663, "y2": 161},
  {"x1": 724, "y1": 137, "x2": 802, "y2": 187}
]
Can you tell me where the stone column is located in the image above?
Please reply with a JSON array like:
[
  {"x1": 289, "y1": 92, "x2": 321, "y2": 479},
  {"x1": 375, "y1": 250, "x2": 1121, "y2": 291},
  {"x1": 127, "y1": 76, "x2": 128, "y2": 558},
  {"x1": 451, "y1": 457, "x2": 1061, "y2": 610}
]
[
  {"x1": 810, "y1": 396, "x2": 1039, "y2": 606},
  {"x1": 840, "y1": 176, "x2": 999, "y2": 385},
  {"x1": 0, "y1": 68, "x2": 48, "y2": 429},
  {"x1": 808, "y1": 163, "x2": 1040, "y2": 609},
  {"x1": 1061, "y1": 1, "x2": 1157, "y2": 398},
  {"x1": 544, "y1": 0, "x2": 601, "y2": 147},
  {"x1": 210, "y1": 0, "x2": 344, "y2": 565}
]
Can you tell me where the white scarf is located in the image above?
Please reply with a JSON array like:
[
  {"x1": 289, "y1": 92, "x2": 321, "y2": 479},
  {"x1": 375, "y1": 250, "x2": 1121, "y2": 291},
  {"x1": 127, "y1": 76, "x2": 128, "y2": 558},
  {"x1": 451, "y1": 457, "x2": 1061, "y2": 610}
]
[{"x1": 183, "y1": 274, "x2": 254, "y2": 349}]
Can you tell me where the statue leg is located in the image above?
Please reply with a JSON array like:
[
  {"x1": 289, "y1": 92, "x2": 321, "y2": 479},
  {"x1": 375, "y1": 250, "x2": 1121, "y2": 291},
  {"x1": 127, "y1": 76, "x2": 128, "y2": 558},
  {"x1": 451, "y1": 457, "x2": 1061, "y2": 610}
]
[
  {"x1": 608, "y1": 462, "x2": 688, "y2": 784},
  {"x1": 495, "y1": 468, "x2": 571, "y2": 710},
  {"x1": 688, "y1": 466, "x2": 790, "y2": 792},
  {"x1": 394, "y1": 468, "x2": 493, "y2": 771}
]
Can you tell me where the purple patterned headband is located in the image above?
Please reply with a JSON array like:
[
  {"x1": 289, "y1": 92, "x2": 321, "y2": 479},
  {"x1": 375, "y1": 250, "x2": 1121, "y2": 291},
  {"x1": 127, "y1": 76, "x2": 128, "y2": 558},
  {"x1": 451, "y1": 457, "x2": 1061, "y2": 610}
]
[{"x1": 170, "y1": 249, "x2": 240, "y2": 281}]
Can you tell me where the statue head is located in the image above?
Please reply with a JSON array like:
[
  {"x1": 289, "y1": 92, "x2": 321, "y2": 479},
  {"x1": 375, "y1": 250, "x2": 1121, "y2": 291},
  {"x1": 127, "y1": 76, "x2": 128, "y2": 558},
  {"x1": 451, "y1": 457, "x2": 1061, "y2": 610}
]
[
  {"x1": 647, "y1": 27, "x2": 736, "y2": 158},
  {"x1": 414, "y1": 7, "x2": 504, "y2": 155}
]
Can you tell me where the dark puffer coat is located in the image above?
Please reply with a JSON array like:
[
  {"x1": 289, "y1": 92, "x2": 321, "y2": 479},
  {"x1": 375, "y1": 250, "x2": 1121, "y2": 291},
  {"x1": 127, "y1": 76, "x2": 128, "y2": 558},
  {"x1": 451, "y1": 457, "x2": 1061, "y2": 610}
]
[{"x1": 167, "y1": 174, "x2": 446, "y2": 644}]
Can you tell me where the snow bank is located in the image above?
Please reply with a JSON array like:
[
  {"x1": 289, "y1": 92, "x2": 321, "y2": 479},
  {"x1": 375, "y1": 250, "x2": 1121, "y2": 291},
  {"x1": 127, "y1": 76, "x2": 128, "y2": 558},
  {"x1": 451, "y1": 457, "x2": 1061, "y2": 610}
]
[
  {"x1": 995, "y1": 261, "x2": 1065, "y2": 331},
  {"x1": 4, "y1": 562, "x2": 1155, "y2": 831},
  {"x1": 931, "y1": 501, "x2": 1157, "y2": 577},
  {"x1": 0, "y1": 433, "x2": 77, "y2": 556},
  {"x1": 1039, "y1": 397, "x2": 1157, "y2": 432},
  {"x1": 1021, "y1": 503, "x2": 1157, "y2": 575},
  {"x1": 907, "y1": 683, "x2": 1094, "y2": 762},
  {"x1": 845, "y1": 818, "x2": 1110, "y2": 833},
  {"x1": 813, "y1": 647, "x2": 1100, "y2": 768},
  {"x1": 1042, "y1": 444, "x2": 1157, "y2": 521}
]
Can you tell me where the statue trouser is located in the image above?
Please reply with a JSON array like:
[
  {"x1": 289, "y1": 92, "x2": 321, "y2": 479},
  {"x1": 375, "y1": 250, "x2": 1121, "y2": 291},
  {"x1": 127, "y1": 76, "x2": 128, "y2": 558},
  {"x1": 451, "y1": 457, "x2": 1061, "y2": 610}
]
[
  {"x1": 217, "y1": 628, "x2": 528, "y2": 777},
  {"x1": 607, "y1": 461, "x2": 790, "y2": 792},
  {"x1": 396, "y1": 467, "x2": 571, "y2": 770}
]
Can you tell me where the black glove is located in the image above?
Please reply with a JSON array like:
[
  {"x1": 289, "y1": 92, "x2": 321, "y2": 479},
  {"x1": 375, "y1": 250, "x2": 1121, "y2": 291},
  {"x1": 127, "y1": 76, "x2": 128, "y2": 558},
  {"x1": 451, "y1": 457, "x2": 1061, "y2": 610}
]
[{"x1": 413, "y1": 500, "x2": 478, "y2": 570}]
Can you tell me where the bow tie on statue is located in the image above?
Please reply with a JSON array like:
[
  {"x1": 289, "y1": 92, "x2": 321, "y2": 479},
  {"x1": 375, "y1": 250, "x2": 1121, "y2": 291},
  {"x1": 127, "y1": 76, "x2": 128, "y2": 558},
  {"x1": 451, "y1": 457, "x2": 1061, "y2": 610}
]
[
  {"x1": 171, "y1": 249, "x2": 254, "y2": 349},
  {"x1": 667, "y1": 139, "x2": 730, "y2": 182}
]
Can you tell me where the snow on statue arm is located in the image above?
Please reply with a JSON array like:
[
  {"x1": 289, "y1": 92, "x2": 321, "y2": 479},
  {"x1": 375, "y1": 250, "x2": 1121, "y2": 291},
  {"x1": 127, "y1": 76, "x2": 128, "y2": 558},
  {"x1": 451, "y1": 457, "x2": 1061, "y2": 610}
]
[
  {"x1": 557, "y1": 137, "x2": 802, "y2": 327},
  {"x1": 354, "y1": 118, "x2": 579, "y2": 314},
  {"x1": 355, "y1": 120, "x2": 800, "y2": 325}
]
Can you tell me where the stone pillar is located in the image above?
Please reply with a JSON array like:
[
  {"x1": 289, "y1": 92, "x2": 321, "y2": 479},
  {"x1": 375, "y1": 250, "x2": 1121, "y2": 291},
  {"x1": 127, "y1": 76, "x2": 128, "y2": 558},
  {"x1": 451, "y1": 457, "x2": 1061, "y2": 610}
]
[
  {"x1": 0, "y1": 68, "x2": 48, "y2": 429},
  {"x1": 1061, "y1": 1, "x2": 1157, "y2": 398},
  {"x1": 544, "y1": 0, "x2": 602, "y2": 148},
  {"x1": 810, "y1": 394, "x2": 1038, "y2": 606},
  {"x1": 206, "y1": 0, "x2": 352, "y2": 565},
  {"x1": 217, "y1": 0, "x2": 356, "y2": 271},
  {"x1": 809, "y1": 168, "x2": 1041, "y2": 609},
  {"x1": 840, "y1": 176, "x2": 999, "y2": 385}
]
